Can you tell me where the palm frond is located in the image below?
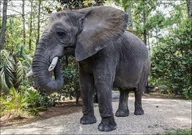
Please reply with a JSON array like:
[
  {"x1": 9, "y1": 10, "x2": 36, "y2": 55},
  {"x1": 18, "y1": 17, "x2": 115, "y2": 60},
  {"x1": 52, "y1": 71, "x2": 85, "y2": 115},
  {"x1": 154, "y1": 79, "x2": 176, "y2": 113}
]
[{"x1": 0, "y1": 49, "x2": 28, "y2": 94}]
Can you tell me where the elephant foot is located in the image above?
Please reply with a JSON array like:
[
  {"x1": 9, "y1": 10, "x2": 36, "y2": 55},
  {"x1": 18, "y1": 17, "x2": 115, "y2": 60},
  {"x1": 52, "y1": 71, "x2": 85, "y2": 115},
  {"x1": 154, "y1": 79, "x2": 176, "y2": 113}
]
[
  {"x1": 115, "y1": 109, "x2": 129, "y2": 117},
  {"x1": 134, "y1": 108, "x2": 144, "y2": 115},
  {"x1": 80, "y1": 114, "x2": 97, "y2": 124},
  {"x1": 98, "y1": 116, "x2": 117, "y2": 132}
]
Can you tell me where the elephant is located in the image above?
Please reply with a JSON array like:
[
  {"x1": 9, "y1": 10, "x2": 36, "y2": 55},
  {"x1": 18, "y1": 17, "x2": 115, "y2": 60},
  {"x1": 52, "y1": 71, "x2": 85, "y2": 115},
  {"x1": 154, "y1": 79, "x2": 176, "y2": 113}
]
[{"x1": 28, "y1": 6, "x2": 150, "y2": 132}]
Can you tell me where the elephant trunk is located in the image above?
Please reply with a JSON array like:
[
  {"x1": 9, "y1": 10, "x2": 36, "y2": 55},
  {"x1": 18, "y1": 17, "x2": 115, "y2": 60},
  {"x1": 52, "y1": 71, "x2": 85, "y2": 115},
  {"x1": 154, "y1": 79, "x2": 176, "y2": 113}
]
[{"x1": 32, "y1": 42, "x2": 63, "y2": 94}]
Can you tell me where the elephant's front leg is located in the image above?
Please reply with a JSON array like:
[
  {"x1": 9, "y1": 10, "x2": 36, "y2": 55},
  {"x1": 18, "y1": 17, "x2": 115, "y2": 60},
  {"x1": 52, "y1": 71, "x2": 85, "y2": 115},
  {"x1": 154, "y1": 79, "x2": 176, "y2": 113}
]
[
  {"x1": 79, "y1": 65, "x2": 96, "y2": 124},
  {"x1": 94, "y1": 68, "x2": 117, "y2": 131}
]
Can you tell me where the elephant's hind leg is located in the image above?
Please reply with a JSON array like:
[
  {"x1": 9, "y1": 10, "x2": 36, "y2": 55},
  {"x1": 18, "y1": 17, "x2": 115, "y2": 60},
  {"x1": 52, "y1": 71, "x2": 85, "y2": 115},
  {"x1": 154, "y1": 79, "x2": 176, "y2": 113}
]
[
  {"x1": 115, "y1": 89, "x2": 129, "y2": 117},
  {"x1": 134, "y1": 90, "x2": 144, "y2": 115},
  {"x1": 134, "y1": 65, "x2": 148, "y2": 115},
  {"x1": 79, "y1": 65, "x2": 96, "y2": 125}
]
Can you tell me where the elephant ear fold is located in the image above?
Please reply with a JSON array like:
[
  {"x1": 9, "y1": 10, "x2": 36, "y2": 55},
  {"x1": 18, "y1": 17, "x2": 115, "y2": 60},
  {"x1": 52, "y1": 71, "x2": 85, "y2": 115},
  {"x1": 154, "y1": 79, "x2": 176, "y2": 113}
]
[{"x1": 75, "y1": 6, "x2": 128, "y2": 61}]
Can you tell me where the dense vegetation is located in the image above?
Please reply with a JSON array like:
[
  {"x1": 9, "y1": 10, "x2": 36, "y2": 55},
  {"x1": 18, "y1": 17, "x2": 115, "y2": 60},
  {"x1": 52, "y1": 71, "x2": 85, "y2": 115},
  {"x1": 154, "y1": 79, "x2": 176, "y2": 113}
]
[
  {"x1": 150, "y1": 18, "x2": 192, "y2": 99},
  {"x1": 0, "y1": 0, "x2": 191, "y2": 118}
]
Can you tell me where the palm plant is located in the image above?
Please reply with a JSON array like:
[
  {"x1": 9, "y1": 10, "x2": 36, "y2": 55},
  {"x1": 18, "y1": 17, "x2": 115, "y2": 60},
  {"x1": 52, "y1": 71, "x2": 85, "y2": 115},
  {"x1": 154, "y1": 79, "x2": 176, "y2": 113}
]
[
  {"x1": 0, "y1": 87, "x2": 27, "y2": 117},
  {"x1": 25, "y1": 89, "x2": 55, "y2": 114},
  {"x1": 0, "y1": 49, "x2": 27, "y2": 94}
]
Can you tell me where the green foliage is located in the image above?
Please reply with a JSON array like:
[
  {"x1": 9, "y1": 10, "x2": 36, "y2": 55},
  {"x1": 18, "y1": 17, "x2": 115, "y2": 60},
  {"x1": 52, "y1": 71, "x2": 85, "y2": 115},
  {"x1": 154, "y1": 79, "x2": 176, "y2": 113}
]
[
  {"x1": 56, "y1": 0, "x2": 105, "y2": 9},
  {"x1": 0, "y1": 86, "x2": 56, "y2": 117},
  {"x1": 0, "y1": 49, "x2": 28, "y2": 94},
  {"x1": 150, "y1": 18, "x2": 192, "y2": 99},
  {"x1": 132, "y1": 0, "x2": 159, "y2": 38},
  {"x1": 0, "y1": 87, "x2": 27, "y2": 117},
  {"x1": 164, "y1": 129, "x2": 192, "y2": 135},
  {"x1": 60, "y1": 57, "x2": 79, "y2": 100},
  {"x1": 0, "y1": 18, "x2": 32, "y2": 94},
  {"x1": 114, "y1": 0, "x2": 134, "y2": 11},
  {"x1": 5, "y1": 18, "x2": 23, "y2": 51},
  {"x1": 24, "y1": 87, "x2": 56, "y2": 115}
]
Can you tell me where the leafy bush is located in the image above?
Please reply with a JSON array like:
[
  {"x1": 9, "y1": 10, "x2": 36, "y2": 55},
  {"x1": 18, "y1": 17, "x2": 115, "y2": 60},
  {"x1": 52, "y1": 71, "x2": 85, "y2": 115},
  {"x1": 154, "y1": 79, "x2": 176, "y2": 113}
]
[
  {"x1": 0, "y1": 87, "x2": 27, "y2": 117},
  {"x1": 0, "y1": 87, "x2": 56, "y2": 117},
  {"x1": 60, "y1": 56, "x2": 79, "y2": 100},
  {"x1": 150, "y1": 18, "x2": 192, "y2": 99},
  {"x1": 24, "y1": 88, "x2": 56, "y2": 115},
  {"x1": 0, "y1": 49, "x2": 29, "y2": 94}
]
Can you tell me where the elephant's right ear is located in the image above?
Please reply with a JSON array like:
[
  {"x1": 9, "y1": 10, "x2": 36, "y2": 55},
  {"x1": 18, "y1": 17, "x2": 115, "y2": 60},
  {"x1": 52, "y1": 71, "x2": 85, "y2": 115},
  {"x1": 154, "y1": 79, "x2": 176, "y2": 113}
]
[{"x1": 75, "y1": 6, "x2": 128, "y2": 61}]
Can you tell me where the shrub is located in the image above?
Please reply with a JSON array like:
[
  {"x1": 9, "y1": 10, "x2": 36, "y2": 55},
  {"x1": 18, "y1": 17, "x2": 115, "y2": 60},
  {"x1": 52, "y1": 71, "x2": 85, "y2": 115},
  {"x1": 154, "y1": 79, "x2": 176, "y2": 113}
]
[
  {"x1": 0, "y1": 87, "x2": 56, "y2": 117},
  {"x1": 150, "y1": 18, "x2": 192, "y2": 99},
  {"x1": 0, "y1": 87, "x2": 27, "y2": 117},
  {"x1": 60, "y1": 56, "x2": 79, "y2": 100},
  {"x1": 0, "y1": 49, "x2": 29, "y2": 94}
]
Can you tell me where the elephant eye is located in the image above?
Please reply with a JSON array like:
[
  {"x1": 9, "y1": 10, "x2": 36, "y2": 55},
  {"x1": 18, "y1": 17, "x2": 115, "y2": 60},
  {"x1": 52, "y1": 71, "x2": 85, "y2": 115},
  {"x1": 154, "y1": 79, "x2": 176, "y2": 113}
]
[{"x1": 57, "y1": 31, "x2": 66, "y2": 38}]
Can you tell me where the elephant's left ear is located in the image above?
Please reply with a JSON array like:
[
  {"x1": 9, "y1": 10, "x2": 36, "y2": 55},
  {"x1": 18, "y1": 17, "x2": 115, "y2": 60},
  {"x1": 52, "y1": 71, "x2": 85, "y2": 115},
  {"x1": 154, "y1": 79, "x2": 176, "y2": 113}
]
[{"x1": 75, "y1": 6, "x2": 128, "y2": 61}]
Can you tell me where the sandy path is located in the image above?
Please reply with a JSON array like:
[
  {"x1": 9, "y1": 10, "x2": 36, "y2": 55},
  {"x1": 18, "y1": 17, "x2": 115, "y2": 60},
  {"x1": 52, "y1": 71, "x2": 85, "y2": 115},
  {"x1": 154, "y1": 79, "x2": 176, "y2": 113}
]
[{"x1": 1, "y1": 97, "x2": 191, "y2": 134}]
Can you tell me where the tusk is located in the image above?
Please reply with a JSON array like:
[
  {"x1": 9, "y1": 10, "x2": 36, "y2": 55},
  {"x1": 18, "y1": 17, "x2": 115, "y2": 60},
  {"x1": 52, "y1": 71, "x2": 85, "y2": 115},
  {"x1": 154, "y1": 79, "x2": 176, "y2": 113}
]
[
  {"x1": 26, "y1": 70, "x2": 33, "y2": 77},
  {"x1": 48, "y1": 57, "x2": 59, "y2": 71}
]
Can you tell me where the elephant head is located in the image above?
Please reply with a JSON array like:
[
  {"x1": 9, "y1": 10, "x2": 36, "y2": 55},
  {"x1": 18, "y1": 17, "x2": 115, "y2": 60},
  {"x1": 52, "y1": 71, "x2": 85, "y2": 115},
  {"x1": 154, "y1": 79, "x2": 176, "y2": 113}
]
[{"x1": 30, "y1": 6, "x2": 128, "y2": 94}]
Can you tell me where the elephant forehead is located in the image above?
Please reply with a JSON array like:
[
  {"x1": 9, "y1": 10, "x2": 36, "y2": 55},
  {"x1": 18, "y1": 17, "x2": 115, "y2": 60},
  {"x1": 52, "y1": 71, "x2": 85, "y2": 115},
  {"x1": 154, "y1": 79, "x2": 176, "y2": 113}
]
[
  {"x1": 48, "y1": 12, "x2": 73, "y2": 25},
  {"x1": 49, "y1": 11, "x2": 67, "y2": 21},
  {"x1": 46, "y1": 21, "x2": 73, "y2": 34}
]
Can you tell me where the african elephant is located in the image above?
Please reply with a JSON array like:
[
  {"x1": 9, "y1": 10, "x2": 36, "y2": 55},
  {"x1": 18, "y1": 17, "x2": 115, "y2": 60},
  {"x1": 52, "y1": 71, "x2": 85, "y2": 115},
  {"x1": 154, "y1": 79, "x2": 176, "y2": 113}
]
[{"x1": 28, "y1": 6, "x2": 150, "y2": 132}]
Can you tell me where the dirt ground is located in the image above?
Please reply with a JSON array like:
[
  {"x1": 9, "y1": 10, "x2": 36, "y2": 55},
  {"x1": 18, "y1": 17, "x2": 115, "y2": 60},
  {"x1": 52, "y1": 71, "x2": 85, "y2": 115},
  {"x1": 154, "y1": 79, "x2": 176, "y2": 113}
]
[
  {"x1": 0, "y1": 101, "x2": 82, "y2": 127},
  {"x1": 0, "y1": 93, "x2": 184, "y2": 127}
]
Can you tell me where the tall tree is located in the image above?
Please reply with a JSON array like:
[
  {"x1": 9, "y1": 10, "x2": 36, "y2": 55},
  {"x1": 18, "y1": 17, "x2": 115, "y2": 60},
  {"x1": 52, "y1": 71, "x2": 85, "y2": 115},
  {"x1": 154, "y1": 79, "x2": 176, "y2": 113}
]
[
  {"x1": 36, "y1": 0, "x2": 41, "y2": 45},
  {"x1": 132, "y1": 0, "x2": 160, "y2": 46},
  {"x1": 0, "y1": 0, "x2": 2, "y2": 33},
  {"x1": 0, "y1": 0, "x2": 8, "y2": 50},
  {"x1": 186, "y1": 0, "x2": 192, "y2": 18},
  {"x1": 127, "y1": 8, "x2": 133, "y2": 32},
  {"x1": 142, "y1": 0, "x2": 147, "y2": 45},
  {"x1": 22, "y1": 0, "x2": 26, "y2": 46},
  {"x1": 114, "y1": 0, "x2": 134, "y2": 32},
  {"x1": 0, "y1": 0, "x2": 2, "y2": 18},
  {"x1": 29, "y1": 0, "x2": 33, "y2": 50}
]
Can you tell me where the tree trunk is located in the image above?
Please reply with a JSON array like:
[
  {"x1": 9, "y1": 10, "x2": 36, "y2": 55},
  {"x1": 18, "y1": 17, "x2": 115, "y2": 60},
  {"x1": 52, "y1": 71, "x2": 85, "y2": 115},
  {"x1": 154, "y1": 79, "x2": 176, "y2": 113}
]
[
  {"x1": 0, "y1": 0, "x2": 2, "y2": 21},
  {"x1": 0, "y1": 0, "x2": 8, "y2": 50},
  {"x1": 0, "y1": 0, "x2": 1, "y2": 35},
  {"x1": 22, "y1": 0, "x2": 26, "y2": 46},
  {"x1": 143, "y1": 0, "x2": 147, "y2": 45},
  {"x1": 147, "y1": 32, "x2": 150, "y2": 51},
  {"x1": 186, "y1": 0, "x2": 192, "y2": 18},
  {"x1": 29, "y1": 0, "x2": 33, "y2": 50},
  {"x1": 126, "y1": 8, "x2": 133, "y2": 33},
  {"x1": 36, "y1": 0, "x2": 41, "y2": 45}
]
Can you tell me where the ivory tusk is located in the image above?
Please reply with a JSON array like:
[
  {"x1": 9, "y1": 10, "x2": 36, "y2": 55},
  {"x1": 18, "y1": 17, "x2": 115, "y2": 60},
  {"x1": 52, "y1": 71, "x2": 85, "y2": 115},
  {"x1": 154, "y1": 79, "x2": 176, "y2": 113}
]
[
  {"x1": 48, "y1": 57, "x2": 59, "y2": 71},
  {"x1": 26, "y1": 70, "x2": 33, "y2": 77}
]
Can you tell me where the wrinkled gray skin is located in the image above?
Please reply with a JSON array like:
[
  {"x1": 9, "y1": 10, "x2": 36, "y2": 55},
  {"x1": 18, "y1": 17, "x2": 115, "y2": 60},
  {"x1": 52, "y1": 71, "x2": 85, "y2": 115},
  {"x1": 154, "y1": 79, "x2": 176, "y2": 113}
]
[{"x1": 32, "y1": 6, "x2": 150, "y2": 132}]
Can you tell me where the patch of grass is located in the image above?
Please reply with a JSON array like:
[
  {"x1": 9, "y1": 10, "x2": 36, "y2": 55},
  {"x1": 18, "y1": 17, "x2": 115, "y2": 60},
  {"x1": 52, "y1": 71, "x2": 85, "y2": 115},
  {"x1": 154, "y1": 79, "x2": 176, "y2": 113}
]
[{"x1": 164, "y1": 129, "x2": 192, "y2": 135}]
